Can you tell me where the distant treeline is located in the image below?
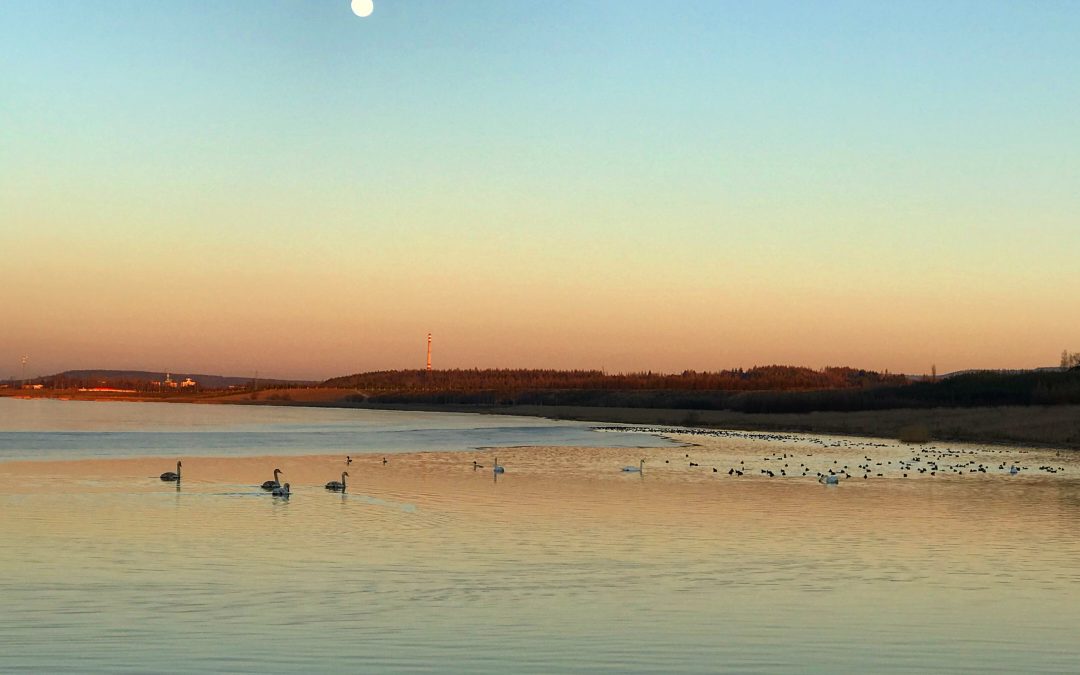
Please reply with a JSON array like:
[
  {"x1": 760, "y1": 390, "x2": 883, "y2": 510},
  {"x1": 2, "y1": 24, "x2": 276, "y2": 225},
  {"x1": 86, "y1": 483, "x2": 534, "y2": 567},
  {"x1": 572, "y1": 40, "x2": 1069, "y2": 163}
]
[
  {"x1": 333, "y1": 368, "x2": 1080, "y2": 413},
  {"x1": 17, "y1": 370, "x2": 315, "y2": 391},
  {"x1": 323, "y1": 366, "x2": 907, "y2": 394}
]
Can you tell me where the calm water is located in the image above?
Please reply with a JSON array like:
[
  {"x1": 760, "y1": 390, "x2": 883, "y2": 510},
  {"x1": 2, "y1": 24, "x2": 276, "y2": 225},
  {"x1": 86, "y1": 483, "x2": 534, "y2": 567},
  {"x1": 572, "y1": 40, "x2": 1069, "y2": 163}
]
[
  {"x1": 0, "y1": 397, "x2": 670, "y2": 460},
  {"x1": 1, "y1": 398, "x2": 1079, "y2": 673}
]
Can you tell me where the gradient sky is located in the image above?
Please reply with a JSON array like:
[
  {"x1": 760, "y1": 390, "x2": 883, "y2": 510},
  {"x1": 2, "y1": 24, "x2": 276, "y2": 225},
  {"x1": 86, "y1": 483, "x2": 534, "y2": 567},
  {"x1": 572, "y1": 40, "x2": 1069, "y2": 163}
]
[{"x1": 3, "y1": 1, "x2": 1078, "y2": 380}]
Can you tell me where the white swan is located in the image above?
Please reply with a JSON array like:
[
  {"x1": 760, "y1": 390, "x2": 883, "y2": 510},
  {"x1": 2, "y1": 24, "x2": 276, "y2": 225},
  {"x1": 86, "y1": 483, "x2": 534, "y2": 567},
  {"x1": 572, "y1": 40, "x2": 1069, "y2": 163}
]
[
  {"x1": 622, "y1": 459, "x2": 645, "y2": 473},
  {"x1": 325, "y1": 472, "x2": 348, "y2": 492},
  {"x1": 160, "y1": 460, "x2": 181, "y2": 482}
]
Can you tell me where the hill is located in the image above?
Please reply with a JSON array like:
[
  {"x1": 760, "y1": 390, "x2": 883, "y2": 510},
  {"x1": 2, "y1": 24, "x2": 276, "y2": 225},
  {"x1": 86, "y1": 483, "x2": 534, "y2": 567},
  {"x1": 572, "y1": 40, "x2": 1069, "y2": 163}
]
[
  {"x1": 26, "y1": 370, "x2": 315, "y2": 391},
  {"x1": 323, "y1": 366, "x2": 908, "y2": 395},
  {"x1": 324, "y1": 367, "x2": 1080, "y2": 413}
]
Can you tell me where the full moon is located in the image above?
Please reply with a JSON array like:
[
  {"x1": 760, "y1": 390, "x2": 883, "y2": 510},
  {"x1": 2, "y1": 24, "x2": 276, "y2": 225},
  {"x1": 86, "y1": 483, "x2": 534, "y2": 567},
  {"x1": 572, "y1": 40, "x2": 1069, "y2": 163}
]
[{"x1": 351, "y1": 0, "x2": 374, "y2": 17}]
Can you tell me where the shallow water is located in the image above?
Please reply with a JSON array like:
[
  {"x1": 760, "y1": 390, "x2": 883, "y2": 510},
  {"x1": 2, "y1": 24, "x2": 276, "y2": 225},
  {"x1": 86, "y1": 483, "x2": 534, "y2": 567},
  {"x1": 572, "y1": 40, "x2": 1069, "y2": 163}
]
[
  {"x1": 0, "y1": 397, "x2": 670, "y2": 460},
  {"x1": 1, "y1": 400, "x2": 1079, "y2": 673}
]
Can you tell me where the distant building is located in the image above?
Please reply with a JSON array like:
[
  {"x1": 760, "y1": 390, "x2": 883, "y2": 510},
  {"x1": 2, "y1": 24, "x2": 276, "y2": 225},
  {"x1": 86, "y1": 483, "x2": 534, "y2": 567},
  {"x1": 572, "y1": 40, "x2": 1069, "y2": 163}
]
[{"x1": 180, "y1": 378, "x2": 197, "y2": 388}]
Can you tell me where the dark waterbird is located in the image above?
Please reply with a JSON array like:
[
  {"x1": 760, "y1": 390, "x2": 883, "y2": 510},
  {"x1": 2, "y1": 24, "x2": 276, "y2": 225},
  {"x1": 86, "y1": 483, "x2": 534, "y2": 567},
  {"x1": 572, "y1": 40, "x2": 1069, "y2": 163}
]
[
  {"x1": 261, "y1": 468, "x2": 283, "y2": 490},
  {"x1": 160, "y1": 460, "x2": 181, "y2": 482},
  {"x1": 271, "y1": 483, "x2": 291, "y2": 498},
  {"x1": 326, "y1": 472, "x2": 349, "y2": 492}
]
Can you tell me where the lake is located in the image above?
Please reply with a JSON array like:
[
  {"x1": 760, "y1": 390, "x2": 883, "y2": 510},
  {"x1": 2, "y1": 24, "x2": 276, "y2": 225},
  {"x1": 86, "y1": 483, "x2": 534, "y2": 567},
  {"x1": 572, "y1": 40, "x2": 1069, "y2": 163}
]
[{"x1": 1, "y1": 398, "x2": 1078, "y2": 673}]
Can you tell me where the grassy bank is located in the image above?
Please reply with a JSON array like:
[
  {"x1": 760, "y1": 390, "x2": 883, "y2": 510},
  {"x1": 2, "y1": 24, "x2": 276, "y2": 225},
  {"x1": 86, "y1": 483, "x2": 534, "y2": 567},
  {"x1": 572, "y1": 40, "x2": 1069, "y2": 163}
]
[{"x1": 353, "y1": 401, "x2": 1080, "y2": 450}]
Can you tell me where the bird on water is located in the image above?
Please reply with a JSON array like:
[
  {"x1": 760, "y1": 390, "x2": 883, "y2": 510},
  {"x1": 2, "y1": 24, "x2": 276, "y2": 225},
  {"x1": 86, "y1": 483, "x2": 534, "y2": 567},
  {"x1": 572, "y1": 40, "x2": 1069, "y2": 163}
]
[
  {"x1": 622, "y1": 459, "x2": 645, "y2": 473},
  {"x1": 160, "y1": 460, "x2": 181, "y2": 482},
  {"x1": 493, "y1": 457, "x2": 505, "y2": 474},
  {"x1": 326, "y1": 472, "x2": 349, "y2": 492},
  {"x1": 261, "y1": 468, "x2": 283, "y2": 490},
  {"x1": 271, "y1": 483, "x2": 291, "y2": 498}
]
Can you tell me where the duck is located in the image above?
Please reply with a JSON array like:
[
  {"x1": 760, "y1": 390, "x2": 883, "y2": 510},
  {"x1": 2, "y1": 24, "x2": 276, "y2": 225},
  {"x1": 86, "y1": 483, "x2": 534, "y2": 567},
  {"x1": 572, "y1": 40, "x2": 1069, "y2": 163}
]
[
  {"x1": 271, "y1": 483, "x2": 291, "y2": 498},
  {"x1": 261, "y1": 468, "x2": 283, "y2": 490},
  {"x1": 160, "y1": 460, "x2": 181, "y2": 482},
  {"x1": 622, "y1": 459, "x2": 645, "y2": 473},
  {"x1": 325, "y1": 472, "x2": 349, "y2": 492}
]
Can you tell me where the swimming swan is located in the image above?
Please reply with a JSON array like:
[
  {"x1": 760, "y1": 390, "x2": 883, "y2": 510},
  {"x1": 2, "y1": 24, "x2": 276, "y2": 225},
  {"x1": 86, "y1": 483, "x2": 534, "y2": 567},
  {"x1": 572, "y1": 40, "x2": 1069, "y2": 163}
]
[
  {"x1": 622, "y1": 459, "x2": 645, "y2": 473},
  {"x1": 261, "y1": 468, "x2": 283, "y2": 490},
  {"x1": 271, "y1": 482, "x2": 291, "y2": 497},
  {"x1": 325, "y1": 472, "x2": 349, "y2": 492},
  {"x1": 493, "y1": 457, "x2": 505, "y2": 474},
  {"x1": 160, "y1": 460, "x2": 181, "y2": 482}
]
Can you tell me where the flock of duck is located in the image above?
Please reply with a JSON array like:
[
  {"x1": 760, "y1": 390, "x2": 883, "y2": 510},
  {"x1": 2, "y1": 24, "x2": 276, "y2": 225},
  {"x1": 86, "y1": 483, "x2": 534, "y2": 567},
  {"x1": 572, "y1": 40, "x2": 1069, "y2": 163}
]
[{"x1": 596, "y1": 425, "x2": 1072, "y2": 484}]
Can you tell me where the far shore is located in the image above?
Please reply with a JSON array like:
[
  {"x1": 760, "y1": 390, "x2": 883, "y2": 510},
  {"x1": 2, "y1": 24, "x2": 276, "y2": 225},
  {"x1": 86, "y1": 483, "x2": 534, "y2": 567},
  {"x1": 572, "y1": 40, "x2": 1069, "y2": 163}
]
[{"x1": 4, "y1": 388, "x2": 1079, "y2": 450}]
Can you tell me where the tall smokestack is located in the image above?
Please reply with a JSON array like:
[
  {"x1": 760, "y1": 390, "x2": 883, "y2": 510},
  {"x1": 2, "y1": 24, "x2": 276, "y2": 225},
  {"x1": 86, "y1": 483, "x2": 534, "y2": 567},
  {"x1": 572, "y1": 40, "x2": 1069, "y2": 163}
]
[{"x1": 426, "y1": 333, "x2": 432, "y2": 371}]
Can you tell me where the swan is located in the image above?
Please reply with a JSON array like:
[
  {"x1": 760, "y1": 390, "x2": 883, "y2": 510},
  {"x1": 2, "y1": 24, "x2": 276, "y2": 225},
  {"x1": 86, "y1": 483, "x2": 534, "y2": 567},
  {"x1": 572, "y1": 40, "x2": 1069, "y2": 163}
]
[
  {"x1": 493, "y1": 457, "x2": 505, "y2": 474},
  {"x1": 325, "y1": 472, "x2": 349, "y2": 492},
  {"x1": 271, "y1": 482, "x2": 291, "y2": 497},
  {"x1": 261, "y1": 468, "x2": 283, "y2": 490},
  {"x1": 818, "y1": 474, "x2": 839, "y2": 485},
  {"x1": 622, "y1": 459, "x2": 645, "y2": 473},
  {"x1": 160, "y1": 460, "x2": 181, "y2": 482}
]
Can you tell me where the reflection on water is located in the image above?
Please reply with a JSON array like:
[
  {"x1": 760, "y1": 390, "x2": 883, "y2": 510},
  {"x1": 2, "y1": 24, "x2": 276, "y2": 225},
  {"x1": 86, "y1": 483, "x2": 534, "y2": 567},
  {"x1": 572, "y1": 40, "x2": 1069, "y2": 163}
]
[
  {"x1": 0, "y1": 398, "x2": 674, "y2": 460},
  {"x1": 1, "y1": 401, "x2": 1079, "y2": 673}
]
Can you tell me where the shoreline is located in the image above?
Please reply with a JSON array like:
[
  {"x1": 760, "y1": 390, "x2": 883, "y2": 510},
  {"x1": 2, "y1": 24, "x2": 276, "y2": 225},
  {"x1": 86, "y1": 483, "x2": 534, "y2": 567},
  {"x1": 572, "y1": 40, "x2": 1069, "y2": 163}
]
[
  {"x1": 349, "y1": 402, "x2": 1080, "y2": 450},
  {"x1": 4, "y1": 389, "x2": 1079, "y2": 450}
]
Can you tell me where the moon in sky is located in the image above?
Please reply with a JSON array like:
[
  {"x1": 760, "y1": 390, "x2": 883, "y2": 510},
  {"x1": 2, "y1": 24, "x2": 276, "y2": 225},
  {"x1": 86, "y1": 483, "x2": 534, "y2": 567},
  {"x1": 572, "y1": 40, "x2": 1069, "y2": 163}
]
[{"x1": 351, "y1": 0, "x2": 374, "y2": 17}]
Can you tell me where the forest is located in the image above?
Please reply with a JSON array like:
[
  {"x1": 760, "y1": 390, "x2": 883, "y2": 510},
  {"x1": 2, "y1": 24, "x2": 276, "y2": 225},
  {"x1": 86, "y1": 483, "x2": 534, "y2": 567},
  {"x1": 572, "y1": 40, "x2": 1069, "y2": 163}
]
[
  {"x1": 323, "y1": 366, "x2": 907, "y2": 394},
  {"x1": 326, "y1": 367, "x2": 1080, "y2": 413}
]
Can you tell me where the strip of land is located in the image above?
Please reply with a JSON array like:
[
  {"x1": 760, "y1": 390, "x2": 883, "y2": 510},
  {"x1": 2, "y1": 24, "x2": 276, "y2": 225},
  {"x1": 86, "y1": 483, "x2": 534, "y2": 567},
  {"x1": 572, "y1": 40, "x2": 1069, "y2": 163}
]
[
  {"x1": 5, "y1": 388, "x2": 1079, "y2": 449},
  {"x1": 348, "y1": 401, "x2": 1080, "y2": 450}
]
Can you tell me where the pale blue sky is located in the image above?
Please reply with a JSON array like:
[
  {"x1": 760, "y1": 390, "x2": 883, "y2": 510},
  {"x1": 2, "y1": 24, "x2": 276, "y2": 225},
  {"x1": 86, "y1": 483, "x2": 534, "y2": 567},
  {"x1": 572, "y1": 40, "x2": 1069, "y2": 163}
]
[{"x1": 3, "y1": 1, "x2": 1078, "y2": 378}]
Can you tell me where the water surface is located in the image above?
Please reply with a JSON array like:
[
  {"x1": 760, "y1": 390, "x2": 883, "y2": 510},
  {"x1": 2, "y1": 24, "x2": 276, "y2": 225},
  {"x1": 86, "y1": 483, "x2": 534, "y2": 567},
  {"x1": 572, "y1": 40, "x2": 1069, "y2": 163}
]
[{"x1": 1, "y1": 399, "x2": 1078, "y2": 673}]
